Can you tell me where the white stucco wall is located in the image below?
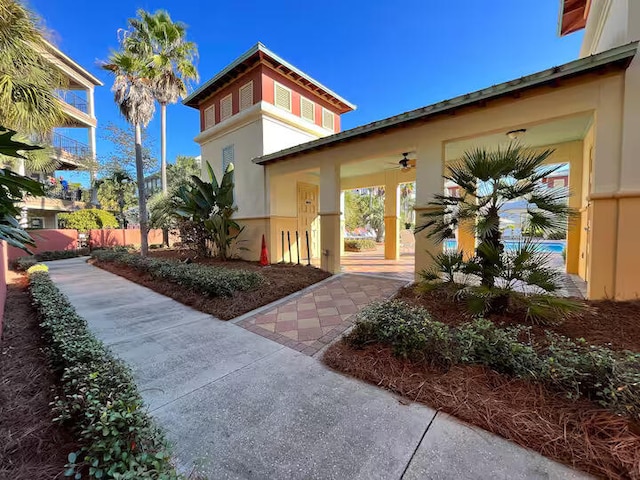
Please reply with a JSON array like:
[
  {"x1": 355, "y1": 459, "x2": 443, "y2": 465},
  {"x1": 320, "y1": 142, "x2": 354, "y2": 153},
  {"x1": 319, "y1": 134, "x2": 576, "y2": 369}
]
[
  {"x1": 262, "y1": 116, "x2": 318, "y2": 156},
  {"x1": 199, "y1": 119, "x2": 266, "y2": 218}
]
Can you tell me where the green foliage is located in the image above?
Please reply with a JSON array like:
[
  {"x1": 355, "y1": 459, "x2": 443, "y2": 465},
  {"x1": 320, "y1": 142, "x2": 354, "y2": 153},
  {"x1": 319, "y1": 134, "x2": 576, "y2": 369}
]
[
  {"x1": 417, "y1": 144, "x2": 574, "y2": 306},
  {"x1": 99, "y1": 122, "x2": 156, "y2": 176},
  {"x1": 174, "y1": 161, "x2": 243, "y2": 260},
  {"x1": 96, "y1": 169, "x2": 137, "y2": 214},
  {"x1": 343, "y1": 238, "x2": 377, "y2": 252},
  {"x1": 347, "y1": 300, "x2": 640, "y2": 418},
  {"x1": 27, "y1": 271, "x2": 178, "y2": 479},
  {"x1": 58, "y1": 209, "x2": 119, "y2": 232},
  {"x1": 0, "y1": 0, "x2": 66, "y2": 134},
  {"x1": 0, "y1": 127, "x2": 44, "y2": 251},
  {"x1": 12, "y1": 255, "x2": 37, "y2": 271},
  {"x1": 91, "y1": 249, "x2": 264, "y2": 297}
]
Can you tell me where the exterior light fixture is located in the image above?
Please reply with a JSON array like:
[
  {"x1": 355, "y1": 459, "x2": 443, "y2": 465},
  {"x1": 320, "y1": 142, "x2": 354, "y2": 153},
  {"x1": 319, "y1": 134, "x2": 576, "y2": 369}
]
[{"x1": 506, "y1": 128, "x2": 527, "y2": 140}]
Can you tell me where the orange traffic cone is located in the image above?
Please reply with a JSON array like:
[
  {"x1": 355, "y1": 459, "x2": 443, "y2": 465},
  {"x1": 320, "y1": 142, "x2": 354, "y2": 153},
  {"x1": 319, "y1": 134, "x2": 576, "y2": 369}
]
[{"x1": 259, "y1": 234, "x2": 270, "y2": 266}]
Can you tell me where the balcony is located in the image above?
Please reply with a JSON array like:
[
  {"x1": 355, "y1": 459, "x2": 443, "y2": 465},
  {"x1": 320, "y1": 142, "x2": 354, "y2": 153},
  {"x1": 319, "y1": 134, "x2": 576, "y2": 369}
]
[
  {"x1": 23, "y1": 184, "x2": 88, "y2": 212},
  {"x1": 56, "y1": 90, "x2": 96, "y2": 128},
  {"x1": 51, "y1": 132, "x2": 91, "y2": 168}
]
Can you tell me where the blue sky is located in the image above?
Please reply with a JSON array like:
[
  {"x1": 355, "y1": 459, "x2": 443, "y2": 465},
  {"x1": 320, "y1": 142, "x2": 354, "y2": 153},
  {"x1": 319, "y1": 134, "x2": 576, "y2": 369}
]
[{"x1": 31, "y1": 0, "x2": 583, "y2": 184}]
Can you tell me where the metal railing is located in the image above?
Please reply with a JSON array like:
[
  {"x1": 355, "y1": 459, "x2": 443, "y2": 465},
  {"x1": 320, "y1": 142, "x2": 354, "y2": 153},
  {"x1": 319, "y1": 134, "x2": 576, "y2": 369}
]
[
  {"x1": 56, "y1": 90, "x2": 89, "y2": 114},
  {"x1": 42, "y1": 183, "x2": 88, "y2": 202},
  {"x1": 52, "y1": 132, "x2": 90, "y2": 160}
]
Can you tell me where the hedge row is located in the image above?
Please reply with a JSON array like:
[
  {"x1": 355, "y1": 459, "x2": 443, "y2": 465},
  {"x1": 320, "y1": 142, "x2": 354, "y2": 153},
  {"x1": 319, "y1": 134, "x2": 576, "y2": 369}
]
[
  {"x1": 28, "y1": 270, "x2": 179, "y2": 479},
  {"x1": 91, "y1": 250, "x2": 264, "y2": 297},
  {"x1": 344, "y1": 238, "x2": 377, "y2": 252},
  {"x1": 12, "y1": 248, "x2": 89, "y2": 271},
  {"x1": 348, "y1": 300, "x2": 640, "y2": 419}
]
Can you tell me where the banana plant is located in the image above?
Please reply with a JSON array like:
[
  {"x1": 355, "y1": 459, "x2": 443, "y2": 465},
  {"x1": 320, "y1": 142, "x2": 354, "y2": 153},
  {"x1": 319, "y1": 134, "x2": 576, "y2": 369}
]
[{"x1": 174, "y1": 161, "x2": 243, "y2": 260}]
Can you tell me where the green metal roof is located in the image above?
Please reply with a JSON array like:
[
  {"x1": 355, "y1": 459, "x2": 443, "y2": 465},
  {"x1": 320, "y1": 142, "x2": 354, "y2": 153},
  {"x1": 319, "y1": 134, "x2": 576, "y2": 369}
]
[
  {"x1": 254, "y1": 42, "x2": 637, "y2": 166},
  {"x1": 183, "y1": 42, "x2": 355, "y2": 111}
]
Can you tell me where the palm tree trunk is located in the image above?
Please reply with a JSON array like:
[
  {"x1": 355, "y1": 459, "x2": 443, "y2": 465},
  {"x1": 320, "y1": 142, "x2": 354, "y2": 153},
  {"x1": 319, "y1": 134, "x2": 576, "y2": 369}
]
[
  {"x1": 160, "y1": 102, "x2": 167, "y2": 194},
  {"x1": 134, "y1": 123, "x2": 149, "y2": 256}
]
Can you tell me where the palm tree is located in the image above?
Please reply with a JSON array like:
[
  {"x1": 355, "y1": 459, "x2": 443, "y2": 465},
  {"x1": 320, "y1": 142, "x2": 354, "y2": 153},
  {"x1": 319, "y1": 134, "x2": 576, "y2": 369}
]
[
  {"x1": 125, "y1": 9, "x2": 198, "y2": 194},
  {"x1": 0, "y1": 0, "x2": 65, "y2": 134},
  {"x1": 102, "y1": 51, "x2": 155, "y2": 256},
  {"x1": 417, "y1": 143, "x2": 573, "y2": 289}
]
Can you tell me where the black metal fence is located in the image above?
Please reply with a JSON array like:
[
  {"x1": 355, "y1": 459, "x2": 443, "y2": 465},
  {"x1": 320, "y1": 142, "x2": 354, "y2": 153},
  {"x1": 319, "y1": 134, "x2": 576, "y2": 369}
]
[{"x1": 280, "y1": 230, "x2": 312, "y2": 266}]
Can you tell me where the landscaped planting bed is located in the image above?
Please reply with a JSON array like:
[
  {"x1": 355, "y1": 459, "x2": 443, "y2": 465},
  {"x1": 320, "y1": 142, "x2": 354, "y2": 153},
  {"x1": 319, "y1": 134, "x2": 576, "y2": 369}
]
[
  {"x1": 344, "y1": 238, "x2": 377, "y2": 252},
  {"x1": 91, "y1": 249, "x2": 331, "y2": 320},
  {"x1": 0, "y1": 272, "x2": 79, "y2": 480},
  {"x1": 324, "y1": 299, "x2": 640, "y2": 479},
  {"x1": 28, "y1": 268, "x2": 179, "y2": 479}
]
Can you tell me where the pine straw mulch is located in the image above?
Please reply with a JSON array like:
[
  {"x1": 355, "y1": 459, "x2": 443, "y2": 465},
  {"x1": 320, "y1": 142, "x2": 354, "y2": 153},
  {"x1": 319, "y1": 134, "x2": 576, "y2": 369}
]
[
  {"x1": 396, "y1": 286, "x2": 640, "y2": 352},
  {"x1": 90, "y1": 249, "x2": 331, "y2": 320},
  {"x1": 0, "y1": 272, "x2": 79, "y2": 480},
  {"x1": 324, "y1": 342, "x2": 640, "y2": 480}
]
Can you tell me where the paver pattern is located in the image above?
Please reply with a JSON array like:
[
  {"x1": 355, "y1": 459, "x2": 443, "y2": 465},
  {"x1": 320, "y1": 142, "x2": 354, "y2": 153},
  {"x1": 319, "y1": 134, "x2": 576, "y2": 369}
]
[{"x1": 237, "y1": 274, "x2": 407, "y2": 355}]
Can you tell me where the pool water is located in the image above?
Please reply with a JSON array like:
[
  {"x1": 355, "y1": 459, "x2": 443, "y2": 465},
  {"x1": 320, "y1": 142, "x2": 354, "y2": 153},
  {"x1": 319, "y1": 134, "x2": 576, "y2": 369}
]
[{"x1": 443, "y1": 239, "x2": 565, "y2": 253}]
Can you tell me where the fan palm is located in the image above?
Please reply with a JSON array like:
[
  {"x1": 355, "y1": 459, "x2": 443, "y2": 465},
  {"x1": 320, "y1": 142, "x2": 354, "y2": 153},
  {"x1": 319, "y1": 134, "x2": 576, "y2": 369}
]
[
  {"x1": 102, "y1": 50, "x2": 155, "y2": 256},
  {"x1": 0, "y1": 0, "x2": 65, "y2": 134},
  {"x1": 125, "y1": 9, "x2": 198, "y2": 194},
  {"x1": 417, "y1": 143, "x2": 573, "y2": 289}
]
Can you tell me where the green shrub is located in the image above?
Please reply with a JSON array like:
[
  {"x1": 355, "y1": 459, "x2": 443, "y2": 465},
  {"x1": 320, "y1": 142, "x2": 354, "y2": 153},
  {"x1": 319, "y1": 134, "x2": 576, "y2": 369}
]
[
  {"x1": 348, "y1": 300, "x2": 640, "y2": 419},
  {"x1": 91, "y1": 250, "x2": 264, "y2": 297},
  {"x1": 58, "y1": 209, "x2": 119, "y2": 232},
  {"x1": 27, "y1": 271, "x2": 178, "y2": 479},
  {"x1": 12, "y1": 256, "x2": 37, "y2": 271},
  {"x1": 546, "y1": 231, "x2": 567, "y2": 240},
  {"x1": 344, "y1": 238, "x2": 377, "y2": 252}
]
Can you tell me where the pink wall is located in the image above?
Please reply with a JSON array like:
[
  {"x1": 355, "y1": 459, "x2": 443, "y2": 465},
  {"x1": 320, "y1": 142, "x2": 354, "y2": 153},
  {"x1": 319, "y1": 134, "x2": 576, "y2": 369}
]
[
  {"x1": 89, "y1": 229, "x2": 167, "y2": 248},
  {"x1": 0, "y1": 241, "x2": 7, "y2": 336},
  {"x1": 7, "y1": 229, "x2": 78, "y2": 262}
]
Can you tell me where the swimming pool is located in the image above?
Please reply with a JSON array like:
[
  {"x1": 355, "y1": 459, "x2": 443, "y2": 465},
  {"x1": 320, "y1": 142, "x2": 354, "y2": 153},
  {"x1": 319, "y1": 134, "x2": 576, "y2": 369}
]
[{"x1": 443, "y1": 239, "x2": 565, "y2": 253}]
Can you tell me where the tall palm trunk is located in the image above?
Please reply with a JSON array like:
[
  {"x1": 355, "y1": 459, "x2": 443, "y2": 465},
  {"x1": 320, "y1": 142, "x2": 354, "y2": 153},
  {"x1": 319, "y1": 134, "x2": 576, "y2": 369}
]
[
  {"x1": 160, "y1": 102, "x2": 167, "y2": 194},
  {"x1": 134, "y1": 123, "x2": 149, "y2": 256}
]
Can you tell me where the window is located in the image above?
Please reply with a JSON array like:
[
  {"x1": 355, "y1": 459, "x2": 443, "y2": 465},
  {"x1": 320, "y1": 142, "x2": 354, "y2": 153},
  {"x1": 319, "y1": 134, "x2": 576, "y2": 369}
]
[
  {"x1": 274, "y1": 82, "x2": 292, "y2": 111},
  {"x1": 239, "y1": 81, "x2": 253, "y2": 111},
  {"x1": 220, "y1": 94, "x2": 232, "y2": 121},
  {"x1": 300, "y1": 97, "x2": 315, "y2": 122},
  {"x1": 222, "y1": 145, "x2": 234, "y2": 171},
  {"x1": 204, "y1": 105, "x2": 215, "y2": 128},
  {"x1": 322, "y1": 107, "x2": 334, "y2": 131},
  {"x1": 553, "y1": 178, "x2": 565, "y2": 189}
]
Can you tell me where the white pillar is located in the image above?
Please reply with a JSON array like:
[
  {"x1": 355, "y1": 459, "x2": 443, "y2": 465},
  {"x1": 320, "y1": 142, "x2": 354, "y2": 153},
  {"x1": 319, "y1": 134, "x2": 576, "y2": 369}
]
[
  {"x1": 319, "y1": 161, "x2": 341, "y2": 273},
  {"x1": 384, "y1": 169, "x2": 400, "y2": 260},
  {"x1": 414, "y1": 140, "x2": 444, "y2": 280},
  {"x1": 88, "y1": 125, "x2": 98, "y2": 205},
  {"x1": 339, "y1": 190, "x2": 345, "y2": 256}
]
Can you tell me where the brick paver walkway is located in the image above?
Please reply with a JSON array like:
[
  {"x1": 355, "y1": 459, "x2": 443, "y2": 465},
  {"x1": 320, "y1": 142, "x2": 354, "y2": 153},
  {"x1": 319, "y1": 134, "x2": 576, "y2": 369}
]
[{"x1": 237, "y1": 274, "x2": 407, "y2": 356}]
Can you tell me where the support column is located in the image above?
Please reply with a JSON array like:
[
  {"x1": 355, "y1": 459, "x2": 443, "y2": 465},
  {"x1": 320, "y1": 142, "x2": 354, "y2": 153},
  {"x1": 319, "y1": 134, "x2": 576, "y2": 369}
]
[
  {"x1": 339, "y1": 191, "x2": 345, "y2": 256},
  {"x1": 566, "y1": 157, "x2": 583, "y2": 274},
  {"x1": 457, "y1": 219, "x2": 475, "y2": 260},
  {"x1": 88, "y1": 125, "x2": 98, "y2": 206},
  {"x1": 414, "y1": 141, "x2": 444, "y2": 280},
  {"x1": 320, "y1": 161, "x2": 341, "y2": 273},
  {"x1": 384, "y1": 170, "x2": 400, "y2": 260}
]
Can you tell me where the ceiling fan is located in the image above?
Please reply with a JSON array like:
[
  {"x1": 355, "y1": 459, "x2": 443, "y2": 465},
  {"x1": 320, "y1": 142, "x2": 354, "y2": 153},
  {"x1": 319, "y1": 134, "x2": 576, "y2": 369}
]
[{"x1": 387, "y1": 152, "x2": 416, "y2": 172}]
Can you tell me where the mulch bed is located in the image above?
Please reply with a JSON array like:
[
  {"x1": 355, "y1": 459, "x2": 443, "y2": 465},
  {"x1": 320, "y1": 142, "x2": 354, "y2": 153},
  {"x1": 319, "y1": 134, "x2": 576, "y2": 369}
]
[
  {"x1": 0, "y1": 272, "x2": 79, "y2": 480},
  {"x1": 324, "y1": 342, "x2": 640, "y2": 480},
  {"x1": 91, "y1": 249, "x2": 331, "y2": 320},
  {"x1": 396, "y1": 286, "x2": 640, "y2": 352}
]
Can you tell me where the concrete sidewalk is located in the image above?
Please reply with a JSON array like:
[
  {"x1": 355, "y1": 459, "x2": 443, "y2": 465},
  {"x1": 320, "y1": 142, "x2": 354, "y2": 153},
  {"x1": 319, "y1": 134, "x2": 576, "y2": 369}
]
[{"x1": 46, "y1": 258, "x2": 589, "y2": 480}]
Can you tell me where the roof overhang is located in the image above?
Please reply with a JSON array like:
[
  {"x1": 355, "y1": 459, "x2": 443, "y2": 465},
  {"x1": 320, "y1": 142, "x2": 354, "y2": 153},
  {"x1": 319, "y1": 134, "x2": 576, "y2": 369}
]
[
  {"x1": 43, "y1": 40, "x2": 103, "y2": 87},
  {"x1": 254, "y1": 42, "x2": 637, "y2": 166},
  {"x1": 558, "y1": 0, "x2": 590, "y2": 36},
  {"x1": 183, "y1": 42, "x2": 355, "y2": 113}
]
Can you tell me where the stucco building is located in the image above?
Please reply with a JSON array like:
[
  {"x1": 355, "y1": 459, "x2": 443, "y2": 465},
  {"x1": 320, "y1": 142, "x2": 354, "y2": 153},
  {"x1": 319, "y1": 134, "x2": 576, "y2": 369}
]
[
  {"x1": 14, "y1": 41, "x2": 102, "y2": 229},
  {"x1": 186, "y1": 0, "x2": 640, "y2": 300}
]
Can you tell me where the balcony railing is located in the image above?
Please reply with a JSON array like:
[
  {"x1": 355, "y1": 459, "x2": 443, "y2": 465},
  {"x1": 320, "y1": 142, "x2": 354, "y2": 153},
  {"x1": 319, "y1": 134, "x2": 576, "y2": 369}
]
[
  {"x1": 56, "y1": 90, "x2": 89, "y2": 114},
  {"x1": 42, "y1": 183, "x2": 89, "y2": 202},
  {"x1": 52, "y1": 132, "x2": 90, "y2": 161}
]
